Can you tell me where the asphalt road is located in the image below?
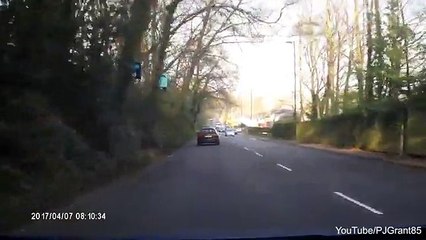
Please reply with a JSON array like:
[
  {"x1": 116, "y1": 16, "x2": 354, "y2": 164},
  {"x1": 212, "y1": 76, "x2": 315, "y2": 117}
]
[{"x1": 12, "y1": 133, "x2": 426, "y2": 238}]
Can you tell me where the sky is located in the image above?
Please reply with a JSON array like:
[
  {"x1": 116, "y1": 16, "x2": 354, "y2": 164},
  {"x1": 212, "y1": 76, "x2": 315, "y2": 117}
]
[
  {"x1": 227, "y1": 0, "x2": 303, "y2": 112},
  {"x1": 229, "y1": 38, "x2": 295, "y2": 110},
  {"x1": 226, "y1": 0, "x2": 426, "y2": 114}
]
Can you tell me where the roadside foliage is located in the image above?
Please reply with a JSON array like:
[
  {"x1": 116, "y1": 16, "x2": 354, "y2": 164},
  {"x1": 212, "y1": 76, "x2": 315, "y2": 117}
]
[
  {"x1": 272, "y1": 0, "x2": 426, "y2": 156},
  {"x1": 0, "y1": 0, "x2": 293, "y2": 232}
]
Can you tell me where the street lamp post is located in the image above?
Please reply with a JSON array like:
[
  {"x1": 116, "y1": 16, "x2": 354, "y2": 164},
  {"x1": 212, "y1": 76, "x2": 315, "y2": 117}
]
[{"x1": 286, "y1": 40, "x2": 297, "y2": 121}]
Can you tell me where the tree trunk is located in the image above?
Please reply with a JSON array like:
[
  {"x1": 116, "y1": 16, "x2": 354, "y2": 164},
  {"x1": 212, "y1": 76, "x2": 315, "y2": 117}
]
[
  {"x1": 147, "y1": 7, "x2": 158, "y2": 85},
  {"x1": 141, "y1": 36, "x2": 151, "y2": 85},
  {"x1": 310, "y1": 91, "x2": 318, "y2": 120},
  {"x1": 399, "y1": 0, "x2": 409, "y2": 157},
  {"x1": 116, "y1": 0, "x2": 153, "y2": 112},
  {"x1": 305, "y1": 38, "x2": 320, "y2": 120},
  {"x1": 335, "y1": 31, "x2": 342, "y2": 114},
  {"x1": 365, "y1": 0, "x2": 374, "y2": 103},
  {"x1": 298, "y1": 36, "x2": 304, "y2": 121},
  {"x1": 310, "y1": 46, "x2": 319, "y2": 120},
  {"x1": 354, "y1": 0, "x2": 365, "y2": 107},
  {"x1": 386, "y1": 0, "x2": 403, "y2": 99},
  {"x1": 181, "y1": 0, "x2": 214, "y2": 95},
  {"x1": 399, "y1": 104, "x2": 408, "y2": 156},
  {"x1": 343, "y1": 48, "x2": 353, "y2": 111},
  {"x1": 325, "y1": 0, "x2": 336, "y2": 116},
  {"x1": 373, "y1": 0, "x2": 385, "y2": 99},
  {"x1": 151, "y1": 0, "x2": 184, "y2": 91},
  {"x1": 400, "y1": 1, "x2": 411, "y2": 96}
]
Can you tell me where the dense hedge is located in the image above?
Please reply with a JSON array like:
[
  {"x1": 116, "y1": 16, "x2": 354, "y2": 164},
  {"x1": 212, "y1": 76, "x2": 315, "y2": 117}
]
[
  {"x1": 297, "y1": 111, "x2": 367, "y2": 147},
  {"x1": 247, "y1": 127, "x2": 271, "y2": 136},
  {"x1": 271, "y1": 122, "x2": 296, "y2": 140},
  {"x1": 296, "y1": 109, "x2": 426, "y2": 156},
  {"x1": 406, "y1": 112, "x2": 426, "y2": 155},
  {"x1": 0, "y1": 89, "x2": 194, "y2": 232}
]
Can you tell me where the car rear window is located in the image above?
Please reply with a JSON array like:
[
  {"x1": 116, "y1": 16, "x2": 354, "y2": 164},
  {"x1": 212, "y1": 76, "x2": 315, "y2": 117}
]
[{"x1": 201, "y1": 128, "x2": 216, "y2": 133}]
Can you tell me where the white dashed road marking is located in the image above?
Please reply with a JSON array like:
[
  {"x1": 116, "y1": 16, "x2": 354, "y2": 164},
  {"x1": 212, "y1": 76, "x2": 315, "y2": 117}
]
[
  {"x1": 244, "y1": 147, "x2": 250, "y2": 151},
  {"x1": 254, "y1": 152, "x2": 263, "y2": 157},
  {"x1": 334, "y1": 192, "x2": 383, "y2": 215},
  {"x1": 276, "y1": 163, "x2": 292, "y2": 172}
]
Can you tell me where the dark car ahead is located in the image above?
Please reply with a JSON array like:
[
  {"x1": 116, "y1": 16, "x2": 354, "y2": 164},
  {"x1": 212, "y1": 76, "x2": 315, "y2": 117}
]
[{"x1": 197, "y1": 127, "x2": 220, "y2": 146}]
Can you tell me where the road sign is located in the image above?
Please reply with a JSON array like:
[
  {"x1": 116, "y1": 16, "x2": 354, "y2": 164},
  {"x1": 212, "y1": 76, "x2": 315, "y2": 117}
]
[{"x1": 159, "y1": 74, "x2": 169, "y2": 90}]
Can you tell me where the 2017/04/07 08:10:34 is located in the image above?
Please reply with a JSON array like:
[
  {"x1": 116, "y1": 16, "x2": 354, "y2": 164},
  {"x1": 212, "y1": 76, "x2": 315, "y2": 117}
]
[{"x1": 30, "y1": 212, "x2": 106, "y2": 221}]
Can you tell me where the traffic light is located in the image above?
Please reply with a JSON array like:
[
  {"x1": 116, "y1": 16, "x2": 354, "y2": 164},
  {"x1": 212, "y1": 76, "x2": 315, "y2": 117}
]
[
  {"x1": 133, "y1": 62, "x2": 141, "y2": 79},
  {"x1": 159, "y1": 74, "x2": 169, "y2": 91}
]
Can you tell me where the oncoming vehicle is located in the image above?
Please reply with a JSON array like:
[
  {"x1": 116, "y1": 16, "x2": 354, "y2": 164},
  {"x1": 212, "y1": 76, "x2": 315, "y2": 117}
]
[
  {"x1": 216, "y1": 127, "x2": 225, "y2": 133},
  {"x1": 197, "y1": 127, "x2": 220, "y2": 146},
  {"x1": 215, "y1": 124, "x2": 225, "y2": 133},
  {"x1": 225, "y1": 128, "x2": 236, "y2": 137}
]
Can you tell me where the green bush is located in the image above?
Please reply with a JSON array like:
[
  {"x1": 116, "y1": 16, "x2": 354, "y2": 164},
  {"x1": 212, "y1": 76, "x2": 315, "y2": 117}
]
[
  {"x1": 324, "y1": 112, "x2": 364, "y2": 147},
  {"x1": 407, "y1": 112, "x2": 426, "y2": 155},
  {"x1": 297, "y1": 112, "x2": 384, "y2": 148},
  {"x1": 271, "y1": 122, "x2": 296, "y2": 140},
  {"x1": 295, "y1": 109, "x2": 426, "y2": 156},
  {"x1": 152, "y1": 115, "x2": 194, "y2": 149},
  {"x1": 0, "y1": 116, "x2": 154, "y2": 232},
  {"x1": 0, "y1": 92, "x2": 159, "y2": 232},
  {"x1": 123, "y1": 86, "x2": 194, "y2": 149},
  {"x1": 297, "y1": 121, "x2": 322, "y2": 143}
]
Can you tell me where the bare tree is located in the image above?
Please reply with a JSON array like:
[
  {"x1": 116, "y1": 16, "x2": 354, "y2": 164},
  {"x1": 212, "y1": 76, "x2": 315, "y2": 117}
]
[
  {"x1": 322, "y1": 0, "x2": 338, "y2": 115},
  {"x1": 303, "y1": 38, "x2": 327, "y2": 119},
  {"x1": 333, "y1": 0, "x2": 351, "y2": 114},
  {"x1": 343, "y1": 7, "x2": 355, "y2": 111},
  {"x1": 354, "y1": 0, "x2": 365, "y2": 106},
  {"x1": 294, "y1": 0, "x2": 324, "y2": 120},
  {"x1": 365, "y1": 0, "x2": 374, "y2": 103}
]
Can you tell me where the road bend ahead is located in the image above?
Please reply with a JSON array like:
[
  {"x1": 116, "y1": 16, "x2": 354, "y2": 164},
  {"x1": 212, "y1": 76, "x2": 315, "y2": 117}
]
[{"x1": 13, "y1": 133, "x2": 426, "y2": 238}]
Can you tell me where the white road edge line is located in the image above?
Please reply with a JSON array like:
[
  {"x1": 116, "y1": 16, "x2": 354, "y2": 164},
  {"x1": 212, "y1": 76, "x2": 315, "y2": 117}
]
[
  {"x1": 250, "y1": 137, "x2": 257, "y2": 141},
  {"x1": 244, "y1": 147, "x2": 250, "y2": 151},
  {"x1": 333, "y1": 192, "x2": 383, "y2": 215},
  {"x1": 254, "y1": 152, "x2": 263, "y2": 157},
  {"x1": 276, "y1": 163, "x2": 292, "y2": 172}
]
